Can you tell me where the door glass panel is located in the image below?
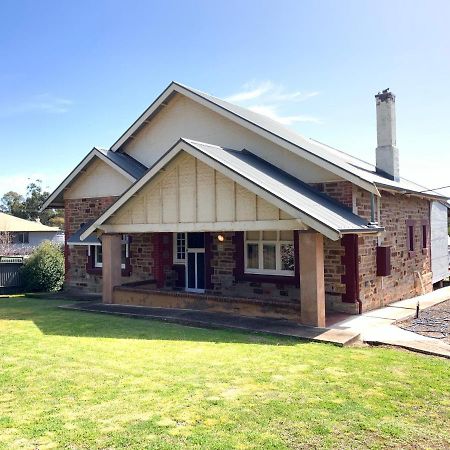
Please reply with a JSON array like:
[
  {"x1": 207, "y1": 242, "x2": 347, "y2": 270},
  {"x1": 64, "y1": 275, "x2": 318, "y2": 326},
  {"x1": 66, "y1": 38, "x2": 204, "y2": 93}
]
[
  {"x1": 197, "y1": 253, "x2": 205, "y2": 289},
  {"x1": 188, "y1": 232, "x2": 205, "y2": 248},
  {"x1": 187, "y1": 252, "x2": 196, "y2": 289},
  {"x1": 263, "y1": 244, "x2": 276, "y2": 269},
  {"x1": 247, "y1": 243, "x2": 259, "y2": 269},
  {"x1": 280, "y1": 243, "x2": 294, "y2": 271}
]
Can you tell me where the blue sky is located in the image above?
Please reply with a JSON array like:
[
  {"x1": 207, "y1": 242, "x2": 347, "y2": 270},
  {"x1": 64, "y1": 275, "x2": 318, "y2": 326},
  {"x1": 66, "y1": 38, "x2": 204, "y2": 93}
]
[{"x1": 1, "y1": 0, "x2": 449, "y2": 197}]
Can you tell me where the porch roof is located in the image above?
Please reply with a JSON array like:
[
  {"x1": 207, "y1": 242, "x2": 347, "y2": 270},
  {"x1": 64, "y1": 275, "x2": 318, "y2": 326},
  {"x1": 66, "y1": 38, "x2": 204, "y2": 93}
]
[
  {"x1": 67, "y1": 220, "x2": 100, "y2": 246},
  {"x1": 186, "y1": 140, "x2": 383, "y2": 236},
  {"x1": 81, "y1": 139, "x2": 384, "y2": 241}
]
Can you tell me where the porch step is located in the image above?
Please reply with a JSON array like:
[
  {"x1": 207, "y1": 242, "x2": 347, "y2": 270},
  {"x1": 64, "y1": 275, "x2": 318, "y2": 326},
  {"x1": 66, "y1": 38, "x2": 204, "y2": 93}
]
[
  {"x1": 113, "y1": 286, "x2": 300, "y2": 320},
  {"x1": 60, "y1": 303, "x2": 361, "y2": 347}
]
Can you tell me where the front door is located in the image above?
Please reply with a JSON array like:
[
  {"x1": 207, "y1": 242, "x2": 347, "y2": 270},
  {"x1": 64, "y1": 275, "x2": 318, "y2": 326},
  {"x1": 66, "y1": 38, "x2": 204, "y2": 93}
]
[{"x1": 186, "y1": 232, "x2": 205, "y2": 292}]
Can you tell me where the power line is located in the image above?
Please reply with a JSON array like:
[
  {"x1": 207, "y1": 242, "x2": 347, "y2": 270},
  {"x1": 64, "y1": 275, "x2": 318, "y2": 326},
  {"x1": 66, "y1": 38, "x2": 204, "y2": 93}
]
[{"x1": 419, "y1": 185, "x2": 450, "y2": 193}]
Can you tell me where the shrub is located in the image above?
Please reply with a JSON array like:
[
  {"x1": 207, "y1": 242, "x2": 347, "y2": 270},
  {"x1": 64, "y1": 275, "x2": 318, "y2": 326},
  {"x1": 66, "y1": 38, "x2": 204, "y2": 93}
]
[{"x1": 21, "y1": 241, "x2": 64, "y2": 292}]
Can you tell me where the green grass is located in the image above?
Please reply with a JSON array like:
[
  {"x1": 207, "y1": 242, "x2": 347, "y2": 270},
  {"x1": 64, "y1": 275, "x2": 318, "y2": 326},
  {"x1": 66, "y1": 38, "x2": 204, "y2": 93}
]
[{"x1": 0, "y1": 298, "x2": 448, "y2": 450}]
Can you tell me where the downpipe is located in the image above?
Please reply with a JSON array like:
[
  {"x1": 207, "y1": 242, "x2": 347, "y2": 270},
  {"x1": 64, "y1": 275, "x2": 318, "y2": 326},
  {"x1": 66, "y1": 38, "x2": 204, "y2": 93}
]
[
  {"x1": 414, "y1": 270, "x2": 425, "y2": 296},
  {"x1": 357, "y1": 298, "x2": 362, "y2": 315}
]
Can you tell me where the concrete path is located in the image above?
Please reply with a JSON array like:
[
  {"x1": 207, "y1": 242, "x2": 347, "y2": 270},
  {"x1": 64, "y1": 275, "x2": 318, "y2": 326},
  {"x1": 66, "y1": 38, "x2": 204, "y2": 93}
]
[
  {"x1": 330, "y1": 287, "x2": 450, "y2": 358},
  {"x1": 60, "y1": 303, "x2": 360, "y2": 347}
]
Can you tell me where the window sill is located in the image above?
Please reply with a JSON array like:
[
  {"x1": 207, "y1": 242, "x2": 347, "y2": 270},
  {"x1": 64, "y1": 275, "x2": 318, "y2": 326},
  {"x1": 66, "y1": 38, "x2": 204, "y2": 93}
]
[
  {"x1": 86, "y1": 266, "x2": 131, "y2": 277},
  {"x1": 408, "y1": 251, "x2": 416, "y2": 258},
  {"x1": 245, "y1": 270, "x2": 294, "y2": 277},
  {"x1": 237, "y1": 271, "x2": 298, "y2": 286}
]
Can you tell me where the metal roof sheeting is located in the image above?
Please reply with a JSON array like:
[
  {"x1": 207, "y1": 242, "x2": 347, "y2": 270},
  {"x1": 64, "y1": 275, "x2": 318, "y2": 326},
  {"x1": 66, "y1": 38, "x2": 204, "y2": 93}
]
[
  {"x1": 172, "y1": 83, "x2": 448, "y2": 200},
  {"x1": 42, "y1": 147, "x2": 148, "y2": 210},
  {"x1": 185, "y1": 139, "x2": 383, "y2": 236},
  {"x1": 96, "y1": 148, "x2": 147, "y2": 179},
  {"x1": 67, "y1": 220, "x2": 100, "y2": 246},
  {"x1": 0, "y1": 212, "x2": 60, "y2": 232}
]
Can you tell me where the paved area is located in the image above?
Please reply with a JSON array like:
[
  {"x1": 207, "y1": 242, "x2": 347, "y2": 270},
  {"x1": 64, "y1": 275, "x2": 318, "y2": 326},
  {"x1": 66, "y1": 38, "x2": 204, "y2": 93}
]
[
  {"x1": 330, "y1": 287, "x2": 450, "y2": 358},
  {"x1": 60, "y1": 303, "x2": 360, "y2": 346}
]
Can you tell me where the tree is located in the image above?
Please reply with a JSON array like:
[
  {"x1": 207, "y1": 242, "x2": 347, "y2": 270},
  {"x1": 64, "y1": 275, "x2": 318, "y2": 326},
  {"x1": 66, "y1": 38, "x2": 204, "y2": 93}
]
[
  {"x1": 0, "y1": 231, "x2": 12, "y2": 256},
  {"x1": 22, "y1": 181, "x2": 49, "y2": 222},
  {"x1": 0, "y1": 191, "x2": 25, "y2": 218}
]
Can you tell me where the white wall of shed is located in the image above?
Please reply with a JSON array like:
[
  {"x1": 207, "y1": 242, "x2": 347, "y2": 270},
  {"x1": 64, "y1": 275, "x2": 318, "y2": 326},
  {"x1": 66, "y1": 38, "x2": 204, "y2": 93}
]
[
  {"x1": 64, "y1": 157, "x2": 132, "y2": 200},
  {"x1": 122, "y1": 94, "x2": 342, "y2": 184},
  {"x1": 430, "y1": 201, "x2": 449, "y2": 283}
]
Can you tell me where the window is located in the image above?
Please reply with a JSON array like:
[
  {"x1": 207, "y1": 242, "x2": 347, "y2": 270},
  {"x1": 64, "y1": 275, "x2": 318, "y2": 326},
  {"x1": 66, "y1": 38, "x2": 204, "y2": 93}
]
[
  {"x1": 422, "y1": 224, "x2": 428, "y2": 249},
  {"x1": 173, "y1": 232, "x2": 187, "y2": 263},
  {"x1": 407, "y1": 223, "x2": 415, "y2": 252},
  {"x1": 244, "y1": 230, "x2": 294, "y2": 276},
  {"x1": 94, "y1": 245, "x2": 103, "y2": 267},
  {"x1": 94, "y1": 235, "x2": 129, "y2": 269},
  {"x1": 12, "y1": 232, "x2": 29, "y2": 244}
]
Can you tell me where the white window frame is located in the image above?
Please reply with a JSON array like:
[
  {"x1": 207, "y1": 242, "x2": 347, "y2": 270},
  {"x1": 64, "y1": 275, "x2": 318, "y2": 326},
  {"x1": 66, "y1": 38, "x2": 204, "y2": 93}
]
[
  {"x1": 244, "y1": 231, "x2": 295, "y2": 276},
  {"x1": 94, "y1": 235, "x2": 129, "y2": 269},
  {"x1": 173, "y1": 232, "x2": 187, "y2": 264},
  {"x1": 13, "y1": 232, "x2": 29, "y2": 244}
]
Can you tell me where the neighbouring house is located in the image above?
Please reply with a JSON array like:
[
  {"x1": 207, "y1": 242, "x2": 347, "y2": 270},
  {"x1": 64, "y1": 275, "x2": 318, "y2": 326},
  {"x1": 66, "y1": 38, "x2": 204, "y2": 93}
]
[
  {"x1": 41, "y1": 83, "x2": 449, "y2": 327},
  {"x1": 0, "y1": 212, "x2": 63, "y2": 255}
]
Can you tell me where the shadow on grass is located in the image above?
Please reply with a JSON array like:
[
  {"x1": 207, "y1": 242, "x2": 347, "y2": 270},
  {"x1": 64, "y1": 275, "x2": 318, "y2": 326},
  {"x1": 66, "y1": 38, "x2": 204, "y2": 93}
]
[{"x1": 0, "y1": 297, "x2": 303, "y2": 346}]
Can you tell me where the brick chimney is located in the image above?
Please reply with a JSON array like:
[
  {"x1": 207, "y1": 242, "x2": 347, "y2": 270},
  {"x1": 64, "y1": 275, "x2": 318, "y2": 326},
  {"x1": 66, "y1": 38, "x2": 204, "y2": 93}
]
[{"x1": 375, "y1": 89, "x2": 399, "y2": 181}]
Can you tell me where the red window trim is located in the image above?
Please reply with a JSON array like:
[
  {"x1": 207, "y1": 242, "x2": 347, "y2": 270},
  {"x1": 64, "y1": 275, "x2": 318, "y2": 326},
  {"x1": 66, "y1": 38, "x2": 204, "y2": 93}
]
[
  {"x1": 406, "y1": 219, "x2": 415, "y2": 257},
  {"x1": 421, "y1": 219, "x2": 429, "y2": 250},
  {"x1": 233, "y1": 231, "x2": 300, "y2": 287}
]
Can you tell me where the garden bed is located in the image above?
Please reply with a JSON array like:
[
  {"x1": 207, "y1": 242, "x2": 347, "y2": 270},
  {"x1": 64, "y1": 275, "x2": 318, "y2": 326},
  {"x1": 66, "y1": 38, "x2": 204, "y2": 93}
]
[{"x1": 398, "y1": 299, "x2": 450, "y2": 344}]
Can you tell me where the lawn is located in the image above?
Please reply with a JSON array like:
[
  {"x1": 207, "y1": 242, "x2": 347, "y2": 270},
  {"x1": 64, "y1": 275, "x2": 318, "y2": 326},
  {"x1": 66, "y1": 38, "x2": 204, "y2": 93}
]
[{"x1": 0, "y1": 298, "x2": 449, "y2": 450}]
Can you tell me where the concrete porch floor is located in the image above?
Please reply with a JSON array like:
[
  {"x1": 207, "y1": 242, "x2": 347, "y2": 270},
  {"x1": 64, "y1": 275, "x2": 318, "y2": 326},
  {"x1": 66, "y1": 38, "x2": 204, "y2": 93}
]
[{"x1": 59, "y1": 302, "x2": 360, "y2": 347}]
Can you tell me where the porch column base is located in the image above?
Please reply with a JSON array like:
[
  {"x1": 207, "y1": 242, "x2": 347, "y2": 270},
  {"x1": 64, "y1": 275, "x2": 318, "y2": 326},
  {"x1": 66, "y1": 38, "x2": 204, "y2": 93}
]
[
  {"x1": 102, "y1": 234, "x2": 122, "y2": 304},
  {"x1": 299, "y1": 231, "x2": 326, "y2": 327}
]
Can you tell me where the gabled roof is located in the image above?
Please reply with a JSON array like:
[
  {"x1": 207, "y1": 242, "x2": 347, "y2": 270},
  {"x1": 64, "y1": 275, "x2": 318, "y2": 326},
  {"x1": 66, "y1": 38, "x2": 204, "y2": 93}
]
[
  {"x1": 41, "y1": 147, "x2": 147, "y2": 210},
  {"x1": 110, "y1": 81, "x2": 448, "y2": 201},
  {"x1": 0, "y1": 212, "x2": 59, "y2": 232},
  {"x1": 82, "y1": 138, "x2": 384, "y2": 241},
  {"x1": 111, "y1": 81, "x2": 380, "y2": 196}
]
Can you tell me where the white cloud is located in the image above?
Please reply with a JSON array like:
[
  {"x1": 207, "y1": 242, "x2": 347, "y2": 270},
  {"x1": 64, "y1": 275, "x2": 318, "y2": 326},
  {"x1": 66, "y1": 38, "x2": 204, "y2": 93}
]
[
  {"x1": 0, "y1": 93, "x2": 72, "y2": 117},
  {"x1": 225, "y1": 80, "x2": 320, "y2": 125},
  {"x1": 224, "y1": 81, "x2": 274, "y2": 103},
  {"x1": 248, "y1": 105, "x2": 322, "y2": 125}
]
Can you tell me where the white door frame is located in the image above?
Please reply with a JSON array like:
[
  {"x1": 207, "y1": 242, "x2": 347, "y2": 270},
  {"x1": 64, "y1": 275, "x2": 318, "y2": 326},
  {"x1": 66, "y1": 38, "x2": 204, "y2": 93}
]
[{"x1": 185, "y1": 247, "x2": 205, "y2": 293}]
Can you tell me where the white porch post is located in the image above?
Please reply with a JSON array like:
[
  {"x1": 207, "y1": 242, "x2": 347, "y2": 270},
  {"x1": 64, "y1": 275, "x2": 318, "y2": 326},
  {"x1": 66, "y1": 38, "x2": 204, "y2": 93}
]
[
  {"x1": 102, "y1": 234, "x2": 122, "y2": 304},
  {"x1": 299, "y1": 231, "x2": 326, "y2": 327}
]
